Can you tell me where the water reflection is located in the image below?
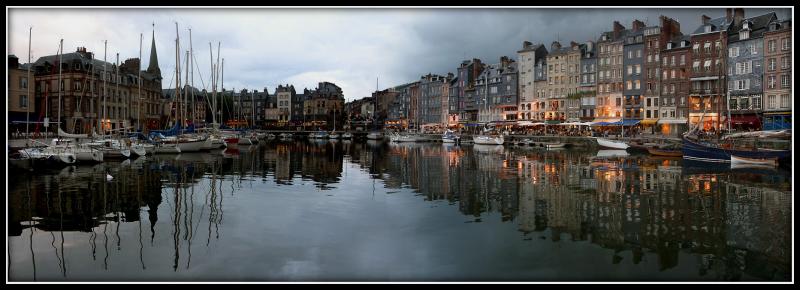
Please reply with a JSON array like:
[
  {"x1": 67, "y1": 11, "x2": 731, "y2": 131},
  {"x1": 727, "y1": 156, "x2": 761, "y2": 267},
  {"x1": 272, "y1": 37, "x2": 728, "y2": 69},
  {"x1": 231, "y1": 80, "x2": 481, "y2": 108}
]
[{"x1": 7, "y1": 140, "x2": 791, "y2": 281}]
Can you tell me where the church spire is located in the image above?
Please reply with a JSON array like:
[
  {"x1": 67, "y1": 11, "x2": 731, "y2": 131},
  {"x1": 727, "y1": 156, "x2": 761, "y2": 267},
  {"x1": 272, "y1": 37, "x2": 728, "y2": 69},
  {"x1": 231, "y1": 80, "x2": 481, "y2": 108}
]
[{"x1": 147, "y1": 22, "x2": 161, "y2": 76}]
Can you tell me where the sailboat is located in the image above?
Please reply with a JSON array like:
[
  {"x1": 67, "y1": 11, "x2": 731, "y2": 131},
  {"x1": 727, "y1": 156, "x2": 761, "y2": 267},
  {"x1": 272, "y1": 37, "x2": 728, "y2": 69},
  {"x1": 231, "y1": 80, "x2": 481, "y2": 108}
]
[
  {"x1": 366, "y1": 77, "x2": 384, "y2": 141},
  {"x1": 473, "y1": 67, "x2": 504, "y2": 146}
]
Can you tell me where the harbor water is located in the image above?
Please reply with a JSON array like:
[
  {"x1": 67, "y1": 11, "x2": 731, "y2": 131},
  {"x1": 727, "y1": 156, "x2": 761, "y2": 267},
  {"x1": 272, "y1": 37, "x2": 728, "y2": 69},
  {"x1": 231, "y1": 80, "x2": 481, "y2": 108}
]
[{"x1": 7, "y1": 140, "x2": 792, "y2": 281}]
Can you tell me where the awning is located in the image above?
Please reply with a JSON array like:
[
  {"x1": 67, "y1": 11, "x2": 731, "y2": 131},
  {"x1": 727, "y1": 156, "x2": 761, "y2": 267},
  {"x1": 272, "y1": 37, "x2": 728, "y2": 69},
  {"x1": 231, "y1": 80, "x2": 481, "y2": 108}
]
[
  {"x1": 730, "y1": 114, "x2": 761, "y2": 126},
  {"x1": 608, "y1": 119, "x2": 641, "y2": 126},
  {"x1": 641, "y1": 119, "x2": 659, "y2": 125},
  {"x1": 657, "y1": 118, "x2": 688, "y2": 124},
  {"x1": 545, "y1": 120, "x2": 561, "y2": 124}
]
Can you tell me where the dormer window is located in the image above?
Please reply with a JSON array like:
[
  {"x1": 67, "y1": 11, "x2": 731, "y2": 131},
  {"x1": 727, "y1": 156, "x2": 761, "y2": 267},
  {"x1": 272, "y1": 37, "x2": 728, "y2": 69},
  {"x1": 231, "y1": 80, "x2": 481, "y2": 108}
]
[
  {"x1": 667, "y1": 42, "x2": 673, "y2": 49},
  {"x1": 740, "y1": 30, "x2": 749, "y2": 40},
  {"x1": 743, "y1": 21, "x2": 750, "y2": 29},
  {"x1": 704, "y1": 25, "x2": 712, "y2": 33}
]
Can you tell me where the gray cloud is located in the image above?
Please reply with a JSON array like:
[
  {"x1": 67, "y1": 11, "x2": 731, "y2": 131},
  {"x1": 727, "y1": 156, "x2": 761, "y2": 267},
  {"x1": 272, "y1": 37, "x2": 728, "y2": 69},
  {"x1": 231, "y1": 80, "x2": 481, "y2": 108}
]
[{"x1": 8, "y1": 8, "x2": 790, "y2": 101}]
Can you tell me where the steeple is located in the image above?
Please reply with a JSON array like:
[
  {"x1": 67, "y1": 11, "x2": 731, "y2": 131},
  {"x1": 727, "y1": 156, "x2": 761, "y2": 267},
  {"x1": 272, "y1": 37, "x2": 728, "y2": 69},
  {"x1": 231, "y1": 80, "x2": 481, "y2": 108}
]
[{"x1": 147, "y1": 23, "x2": 161, "y2": 76}]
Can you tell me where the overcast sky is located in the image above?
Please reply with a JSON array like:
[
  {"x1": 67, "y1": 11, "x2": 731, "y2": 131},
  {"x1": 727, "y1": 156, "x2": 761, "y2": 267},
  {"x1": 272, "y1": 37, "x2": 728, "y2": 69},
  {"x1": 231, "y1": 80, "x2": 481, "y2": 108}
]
[{"x1": 8, "y1": 7, "x2": 791, "y2": 101}]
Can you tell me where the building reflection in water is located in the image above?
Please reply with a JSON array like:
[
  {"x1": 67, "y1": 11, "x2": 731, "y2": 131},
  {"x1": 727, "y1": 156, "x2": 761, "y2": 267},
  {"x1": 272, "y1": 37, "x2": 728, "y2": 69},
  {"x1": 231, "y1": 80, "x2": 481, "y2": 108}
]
[{"x1": 7, "y1": 140, "x2": 791, "y2": 281}]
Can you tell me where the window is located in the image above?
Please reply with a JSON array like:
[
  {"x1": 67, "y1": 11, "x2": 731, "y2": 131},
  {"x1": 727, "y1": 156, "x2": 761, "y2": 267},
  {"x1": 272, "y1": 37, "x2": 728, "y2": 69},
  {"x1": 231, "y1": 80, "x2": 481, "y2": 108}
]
[
  {"x1": 670, "y1": 55, "x2": 675, "y2": 66},
  {"x1": 735, "y1": 79, "x2": 750, "y2": 90},
  {"x1": 671, "y1": 70, "x2": 676, "y2": 79},
  {"x1": 662, "y1": 57, "x2": 668, "y2": 66},
  {"x1": 704, "y1": 42, "x2": 711, "y2": 54},
  {"x1": 704, "y1": 60, "x2": 711, "y2": 71},
  {"x1": 20, "y1": 77, "x2": 28, "y2": 89},
  {"x1": 635, "y1": 80, "x2": 640, "y2": 89},
  {"x1": 729, "y1": 47, "x2": 739, "y2": 57},
  {"x1": 20, "y1": 95, "x2": 28, "y2": 109},
  {"x1": 768, "y1": 40, "x2": 776, "y2": 52},
  {"x1": 628, "y1": 51, "x2": 633, "y2": 59},
  {"x1": 781, "y1": 38, "x2": 790, "y2": 50},
  {"x1": 767, "y1": 95, "x2": 776, "y2": 109},
  {"x1": 680, "y1": 55, "x2": 685, "y2": 65},
  {"x1": 730, "y1": 98, "x2": 738, "y2": 110},
  {"x1": 693, "y1": 43, "x2": 700, "y2": 54},
  {"x1": 780, "y1": 94, "x2": 789, "y2": 108},
  {"x1": 781, "y1": 75, "x2": 790, "y2": 88},
  {"x1": 636, "y1": 50, "x2": 642, "y2": 58},
  {"x1": 715, "y1": 40, "x2": 722, "y2": 50},
  {"x1": 647, "y1": 54, "x2": 652, "y2": 63},
  {"x1": 627, "y1": 65, "x2": 632, "y2": 75},
  {"x1": 626, "y1": 81, "x2": 632, "y2": 90},
  {"x1": 740, "y1": 97, "x2": 750, "y2": 110},
  {"x1": 753, "y1": 96, "x2": 761, "y2": 110},
  {"x1": 670, "y1": 84, "x2": 675, "y2": 93},
  {"x1": 781, "y1": 57, "x2": 789, "y2": 69},
  {"x1": 635, "y1": 65, "x2": 641, "y2": 74},
  {"x1": 769, "y1": 58, "x2": 776, "y2": 71},
  {"x1": 693, "y1": 61, "x2": 700, "y2": 72}
]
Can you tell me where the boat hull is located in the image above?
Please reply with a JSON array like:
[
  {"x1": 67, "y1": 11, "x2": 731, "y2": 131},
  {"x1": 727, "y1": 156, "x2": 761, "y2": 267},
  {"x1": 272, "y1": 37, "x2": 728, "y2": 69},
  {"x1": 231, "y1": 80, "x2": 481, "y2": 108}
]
[
  {"x1": 647, "y1": 147, "x2": 683, "y2": 157},
  {"x1": 473, "y1": 136, "x2": 504, "y2": 145},
  {"x1": 176, "y1": 140, "x2": 205, "y2": 152},
  {"x1": 596, "y1": 138, "x2": 629, "y2": 150},
  {"x1": 682, "y1": 136, "x2": 790, "y2": 163}
]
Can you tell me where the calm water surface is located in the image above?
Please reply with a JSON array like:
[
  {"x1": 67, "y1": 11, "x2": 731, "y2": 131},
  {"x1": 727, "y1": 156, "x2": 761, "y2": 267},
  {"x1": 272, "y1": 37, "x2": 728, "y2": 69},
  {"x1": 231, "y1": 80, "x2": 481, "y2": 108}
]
[{"x1": 7, "y1": 140, "x2": 792, "y2": 281}]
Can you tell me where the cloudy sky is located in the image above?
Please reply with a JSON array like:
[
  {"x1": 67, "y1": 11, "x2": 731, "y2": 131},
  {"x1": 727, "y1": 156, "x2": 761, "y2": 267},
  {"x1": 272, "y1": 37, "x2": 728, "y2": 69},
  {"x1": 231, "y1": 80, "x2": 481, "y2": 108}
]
[{"x1": 8, "y1": 7, "x2": 790, "y2": 101}]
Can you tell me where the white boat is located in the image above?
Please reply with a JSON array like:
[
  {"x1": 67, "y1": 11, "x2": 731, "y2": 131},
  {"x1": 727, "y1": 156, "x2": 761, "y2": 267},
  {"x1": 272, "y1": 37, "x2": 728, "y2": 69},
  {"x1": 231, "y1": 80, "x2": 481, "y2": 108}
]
[
  {"x1": 153, "y1": 143, "x2": 181, "y2": 154},
  {"x1": 442, "y1": 130, "x2": 460, "y2": 143},
  {"x1": 730, "y1": 155, "x2": 778, "y2": 167},
  {"x1": 329, "y1": 132, "x2": 341, "y2": 139},
  {"x1": 49, "y1": 138, "x2": 104, "y2": 163},
  {"x1": 473, "y1": 135, "x2": 504, "y2": 145},
  {"x1": 161, "y1": 136, "x2": 205, "y2": 152},
  {"x1": 313, "y1": 131, "x2": 329, "y2": 139},
  {"x1": 83, "y1": 138, "x2": 131, "y2": 159},
  {"x1": 279, "y1": 133, "x2": 293, "y2": 141},
  {"x1": 20, "y1": 146, "x2": 77, "y2": 165},
  {"x1": 596, "y1": 137, "x2": 629, "y2": 150},
  {"x1": 200, "y1": 135, "x2": 226, "y2": 149},
  {"x1": 130, "y1": 143, "x2": 148, "y2": 157},
  {"x1": 543, "y1": 142, "x2": 566, "y2": 149},
  {"x1": 341, "y1": 132, "x2": 353, "y2": 139},
  {"x1": 390, "y1": 132, "x2": 425, "y2": 142},
  {"x1": 366, "y1": 131, "x2": 384, "y2": 140}
]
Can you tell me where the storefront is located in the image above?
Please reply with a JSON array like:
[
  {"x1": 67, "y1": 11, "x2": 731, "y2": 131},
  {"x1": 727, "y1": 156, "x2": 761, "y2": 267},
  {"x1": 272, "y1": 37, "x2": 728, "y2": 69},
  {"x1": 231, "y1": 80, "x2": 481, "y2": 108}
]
[
  {"x1": 729, "y1": 114, "x2": 762, "y2": 131},
  {"x1": 657, "y1": 118, "x2": 688, "y2": 137},
  {"x1": 763, "y1": 112, "x2": 791, "y2": 130},
  {"x1": 688, "y1": 113, "x2": 721, "y2": 132}
]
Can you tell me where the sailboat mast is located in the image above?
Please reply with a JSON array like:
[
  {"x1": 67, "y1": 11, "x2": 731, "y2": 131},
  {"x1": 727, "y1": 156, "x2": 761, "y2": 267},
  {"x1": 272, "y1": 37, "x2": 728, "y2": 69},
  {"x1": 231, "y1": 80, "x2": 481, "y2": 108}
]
[
  {"x1": 138, "y1": 33, "x2": 142, "y2": 132},
  {"x1": 209, "y1": 42, "x2": 215, "y2": 127},
  {"x1": 103, "y1": 40, "x2": 107, "y2": 134},
  {"x1": 57, "y1": 39, "x2": 63, "y2": 135},
  {"x1": 189, "y1": 28, "x2": 195, "y2": 127},
  {"x1": 184, "y1": 50, "x2": 189, "y2": 131},
  {"x1": 221, "y1": 58, "x2": 225, "y2": 125},
  {"x1": 216, "y1": 43, "x2": 221, "y2": 128},
  {"x1": 175, "y1": 22, "x2": 181, "y2": 130},
  {"x1": 26, "y1": 27, "x2": 31, "y2": 136},
  {"x1": 116, "y1": 52, "x2": 120, "y2": 133}
]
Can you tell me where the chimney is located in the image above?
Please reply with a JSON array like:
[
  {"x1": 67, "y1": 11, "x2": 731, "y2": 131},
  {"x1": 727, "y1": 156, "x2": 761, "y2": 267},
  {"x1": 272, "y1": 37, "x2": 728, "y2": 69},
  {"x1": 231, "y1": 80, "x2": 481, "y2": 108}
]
[
  {"x1": 570, "y1": 41, "x2": 579, "y2": 48},
  {"x1": 734, "y1": 8, "x2": 744, "y2": 27},
  {"x1": 551, "y1": 41, "x2": 562, "y2": 51},
  {"x1": 726, "y1": 8, "x2": 733, "y2": 23},
  {"x1": 632, "y1": 19, "x2": 645, "y2": 31},
  {"x1": 701, "y1": 15, "x2": 711, "y2": 25},
  {"x1": 613, "y1": 21, "x2": 625, "y2": 39},
  {"x1": 523, "y1": 40, "x2": 532, "y2": 48}
]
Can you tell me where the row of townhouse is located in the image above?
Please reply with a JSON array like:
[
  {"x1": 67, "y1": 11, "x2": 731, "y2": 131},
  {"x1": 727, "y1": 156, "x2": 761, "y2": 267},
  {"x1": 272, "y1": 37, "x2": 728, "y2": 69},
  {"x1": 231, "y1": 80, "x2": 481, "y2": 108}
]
[
  {"x1": 8, "y1": 34, "x2": 164, "y2": 135},
  {"x1": 349, "y1": 8, "x2": 790, "y2": 135},
  {"x1": 516, "y1": 9, "x2": 791, "y2": 135}
]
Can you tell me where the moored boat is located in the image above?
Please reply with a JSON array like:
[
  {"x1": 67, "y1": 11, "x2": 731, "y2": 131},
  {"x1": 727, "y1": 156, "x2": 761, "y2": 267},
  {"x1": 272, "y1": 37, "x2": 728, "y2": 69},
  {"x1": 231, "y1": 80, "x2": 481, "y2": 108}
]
[
  {"x1": 646, "y1": 144, "x2": 682, "y2": 157},
  {"x1": 730, "y1": 155, "x2": 778, "y2": 167},
  {"x1": 473, "y1": 134, "x2": 504, "y2": 145},
  {"x1": 442, "y1": 130, "x2": 460, "y2": 143},
  {"x1": 595, "y1": 137, "x2": 629, "y2": 150}
]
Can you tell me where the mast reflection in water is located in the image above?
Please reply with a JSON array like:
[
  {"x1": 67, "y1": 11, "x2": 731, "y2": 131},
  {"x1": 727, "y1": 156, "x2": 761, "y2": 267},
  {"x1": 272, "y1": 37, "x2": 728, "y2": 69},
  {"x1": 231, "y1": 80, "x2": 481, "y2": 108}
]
[{"x1": 7, "y1": 140, "x2": 791, "y2": 281}]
